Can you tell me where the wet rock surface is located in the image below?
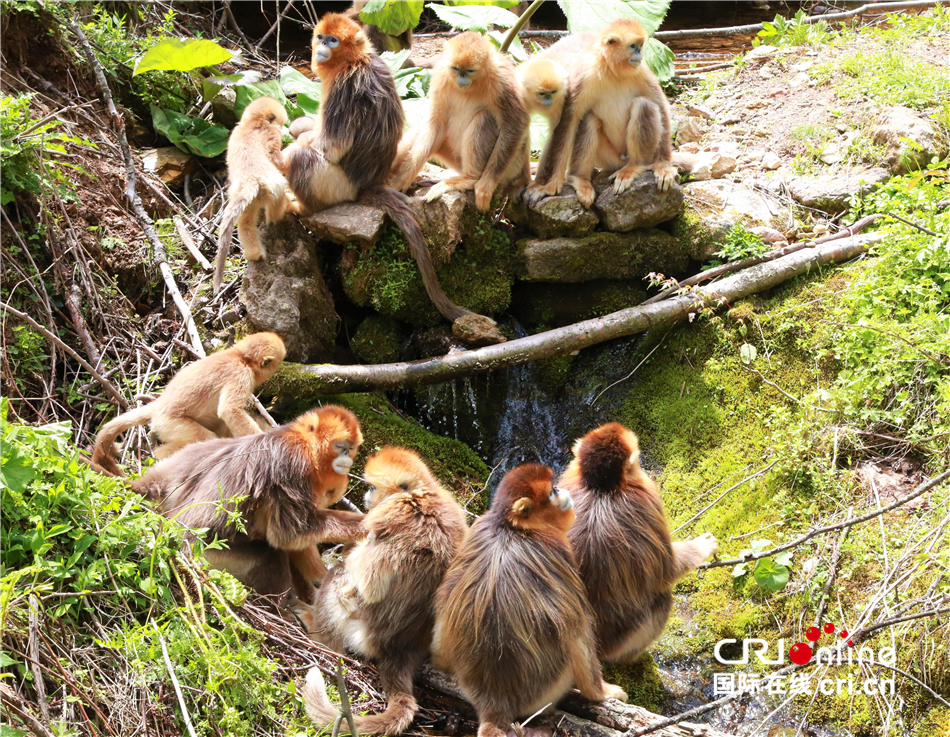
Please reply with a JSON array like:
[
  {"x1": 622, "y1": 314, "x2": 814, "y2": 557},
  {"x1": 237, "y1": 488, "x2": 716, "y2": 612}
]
[{"x1": 241, "y1": 218, "x2": 339, "y2": 363}]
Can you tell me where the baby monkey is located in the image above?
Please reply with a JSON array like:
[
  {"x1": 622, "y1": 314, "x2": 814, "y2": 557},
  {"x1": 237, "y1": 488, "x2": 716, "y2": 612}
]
[
  {"x1": 214, "y1": 97, "x2": 290, "y2": 293},
  {"x1": 298, "y1": 447, "x2": 468, "y2": 735},
  {"x1": 561, "y1": 423, "x2": 718, "y2": 662}
]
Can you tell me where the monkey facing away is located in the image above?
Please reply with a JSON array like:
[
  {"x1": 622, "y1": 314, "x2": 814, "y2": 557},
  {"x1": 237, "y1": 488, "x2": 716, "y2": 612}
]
[
  {"x1": 90, "y1": 332, "x2": 286, "y2": 477},
  {"x1": 560, "y1": 423, "x2": 718, "y2": 662},
  {"x1": 526, "y1": 19, "x2": 677, "y2": 208},
  {"x1": 297, "y1": 447, "x2": 468, "y2": 736},
  {"x1": 131, "y1": 405, "x2": 365, "y2": 604},
  {"x1": 433, "y1": 464, "x2": 627, "y2": 737},
  {"x1": 214, "y1": 97, "x2": 291, "y2": 293},
  {"x1": 283, "y1": 14, "x2": 501, "y2": 342},
  {"x1": 390, "y1": 32, "x2": 530, "y2": 212}
]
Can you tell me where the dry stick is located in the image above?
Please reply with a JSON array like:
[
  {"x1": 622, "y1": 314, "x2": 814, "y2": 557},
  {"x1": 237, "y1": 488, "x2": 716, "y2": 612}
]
[
  {"x1": 335, "y1": 658, "x2": 359, "y2": 737},
  {"x1": 813, "y1": 511, "x2": 852, "y2": 629},
  {"x1": 174, "y1": 217, "x2": 212, "y2": 271},
  {"x1": 69, "y1": 18, "x2": 205, "y2": 357},
  {"x1": 155, "y1": 626, "x2": 199, "y2": 737},
  {"x1": 0, "y1": 683, "x2": 55, "y2": 737},
  {"x1": 0, "y1": 302, "x2": 127, "y2": 409},
  {"x1": 257, "y1": 0, "x2": 296, "y2": 47},
  {"x1": 642, "y1": 214, "x2": 884, "y2": 306},
  {"x1": 873, "y1": 662, "x2": 950, "y2": 708},
  {"x1": 499, "y1": 0, "x2": 545, "y2": 53},
  {"x1": 27, "y1": 595, "x2": 50, "y2": 727},
  {"x1": 651, "y1": 0, "x2": 938, "y2": 41},
  {"x1": 277, "y1": 232, "x2": 882, "y2": 394},
  {"x1": 702, "y1": 468, "x2": 950, "y2": 570}
]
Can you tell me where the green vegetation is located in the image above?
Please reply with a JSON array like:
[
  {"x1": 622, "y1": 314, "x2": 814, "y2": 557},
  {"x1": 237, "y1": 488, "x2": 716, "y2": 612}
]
[
  {"x1": 713, "y1": 224, "x2": 769, "y2": 263},
  {"x1": 351, "y1": 315, "x2": 407, "y2": 365}
]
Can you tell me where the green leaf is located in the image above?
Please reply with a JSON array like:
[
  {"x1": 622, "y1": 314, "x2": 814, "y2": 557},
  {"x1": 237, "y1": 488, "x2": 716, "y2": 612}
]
[
  {"x1": 488, "y1": 29, "x2": 527, "y2": 62},
  {"x1": 381, "y1": 49, "x2": 413, "y2": 75},
  {"x1": 233, "y1": 81, "x2": 292, "y2": 121},
  {"x1": 446, "y1": 0, "x2": 520, "y2": 6},
  {"x1": 279, "y1": 67, "x2": 321, "y2": 115},
  {"x1": 1, "y1": 449, "x2": 34, "y2": 494},
  {"x1": 558, "y1": 0, "x2": 671, "y2": 36},
  {"x1": 773, "y1": 551, "x2": 794, "y2": 567},
  {"x1": 740, "y1": 343, "x2": 758, "y2": 365},
  {"x1": 429, "y1": 3, "x2": 519, "y2": 31},
  {"x1": 753, "y1": 557, "x2": 790, "y2": 592},
  {"x1": 150, "y1": 105, "x2": 230, "y2": 158},
  {"x1": 732, "y1": 562, "x2": 748, "y2": 577},
  {"x1": 750, "y1": 538, "x2": 772, "y2": 553},
  {"x1": 644, "y1": 38, "x2": 674, "y2": 82},
  {"x1": 134, "y1": 38, "x2": 232, "y2": 76},
  {"x1": 0, "y1": 652, "x2": 21, "y2": 667},
  {"x1": 1, "y1": 726, "x2": 28, "y2": 736},
  {"x1": 359, "y1": 0, "x2": 424, "y2": 36}
]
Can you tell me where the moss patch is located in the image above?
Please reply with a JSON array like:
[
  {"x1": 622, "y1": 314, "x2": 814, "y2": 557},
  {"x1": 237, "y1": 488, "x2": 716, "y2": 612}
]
[
  {"x1": 603, "y1": 656, "x2": 666, "y2": 713},
  {"x1": 351, "y1": 315, "x2": 406, "y2": 365},
  {"x1": 342, "y1": 227, "x2": 515, "y2": 327}
]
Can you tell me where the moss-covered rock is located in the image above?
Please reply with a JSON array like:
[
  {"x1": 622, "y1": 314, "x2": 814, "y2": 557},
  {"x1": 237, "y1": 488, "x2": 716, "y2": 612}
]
[
  {"x1": 516, "y1": 229, "x2": 687, "y2": 283},
  {"x1": 512, "y1": 280, "x2": 648, "y2": 328},
  {"x1": 350, "y1": 315, "x2": 406, "y2": 365},
  {"x1": 602, "y1": 656, "x2": 666, "y2": 713},
  {"x1": 342, "y1": 227, "x2": 515, "y2": 327},
  {"x1": 670, "y1": 207, "x2": 725, "y2": 262}
]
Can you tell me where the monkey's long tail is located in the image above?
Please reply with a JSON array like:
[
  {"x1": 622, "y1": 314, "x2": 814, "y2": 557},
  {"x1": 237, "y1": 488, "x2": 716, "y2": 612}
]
[
  {"x1": 361, "y1": 185, "x2": 475, "y2": 323},
  {"x1": 303, "y1": 666, "x2": 418, "y2": 736},
  {"x1": 90, "y1": 403, "x2": 155, "y2": 478},
  {"x1": 214, "y1": 184, "x2": 260, "y2": 294}
]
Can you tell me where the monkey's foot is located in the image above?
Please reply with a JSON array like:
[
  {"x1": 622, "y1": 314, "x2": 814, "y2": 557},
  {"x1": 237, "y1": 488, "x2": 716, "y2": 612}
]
[
  {"x1": 566, "y1": 176, "x2": 596, "y2": 208},
  {"x1": 694, "y1": 531, "x2": 719, "y2": 560},
  {"x1": 243, "y1": 246, "x2": 265, "y2": 261},
  {"x1": 423, "y1": 181, "x2": 452, "y2": 202},
  {"x1": 609, "y1": 164, "x2": 648, "y2": 194},
  {"x1": 652, "y1": 161, "x2": 678, "y2": 191},
  {"x1": 452, "y1": 314, "x2": 506, "y2": 346},
  {"x1": 524, "y1": 180, "x2": 562, "y2": 207},
  {"x1": 474, "y1": 178, "x2": 496, "y2": 212},
  {"x1": 601, "y1": 683, "x2": 629, "y2": 702}
]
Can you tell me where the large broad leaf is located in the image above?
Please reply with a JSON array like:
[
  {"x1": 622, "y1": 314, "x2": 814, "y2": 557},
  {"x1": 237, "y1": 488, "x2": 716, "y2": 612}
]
[
  {"x1": 644, "y1": 37, "x2": 674, "y2": 82},
  {"x1": 753, "y1": 557, "x2": 790, "y2": 592},
  {"x1": 429, "y1": 3, "x2": 519, "y2": 31},
  {"x1": 381, "y1": 49, "x2": 413, "y2": 75},
  {"x1": 488, "y1": 29, "x2": 527, "y2": 61},
  {"x1": 359, "y1": 0, "x2": 424, "y2": 35},
  {"x1": 558, "y1": 0, "x2": 671, "y2": 36},
  {"x1": 134, "y1": 38, "x2": 233, "y2": 75},
  {"x1": 201, "y1": 70, "x2": 263, "y2": 103},
  {"x1": 279, "y1": 67, "x2": 321, "y2": 115},
  {"x1": 0, "y1": 446, "x2": 34, "y2": 494},
  {"x1": 150, "y1": 105, "x2": 230, "y2": 158},
  {"x1": 233, "y1": 81, "x2": 298, "y2": 120}
]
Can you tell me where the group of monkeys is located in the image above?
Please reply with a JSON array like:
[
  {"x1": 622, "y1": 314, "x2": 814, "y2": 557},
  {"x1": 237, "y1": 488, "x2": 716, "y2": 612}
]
[
  {"x1": 215, "y1": 10, "x2": 676, "y2": 341},
  {"x1": 88, "y1": 332, "x2": 718, "y2": 737}
]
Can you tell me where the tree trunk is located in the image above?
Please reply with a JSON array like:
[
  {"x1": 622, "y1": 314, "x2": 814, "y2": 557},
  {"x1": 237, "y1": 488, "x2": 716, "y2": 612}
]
[{"x1": 266, "y1": 233, "x2": 882, "y2": 396}]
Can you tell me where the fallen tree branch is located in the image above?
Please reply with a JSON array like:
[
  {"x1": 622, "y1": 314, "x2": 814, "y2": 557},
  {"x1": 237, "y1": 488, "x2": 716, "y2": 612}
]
[
  {"x1": 702, "y1": 468, "x2": 950, "y2": 570},
  {"x1": 69, "y1": 17, "x2": 205, "y2": 357},
  {"x1": 267, "y1": 232, "x2": 884, "y2": 395},
  {"x1": 0, "y1": 302, "x2": 127, "y2": 409},
  {"x1": 652, "y1": 1, "x2": 938, "y2": 41},
  {"x1": 813, "y1": 511, "x2": 852, "y2": 628}
]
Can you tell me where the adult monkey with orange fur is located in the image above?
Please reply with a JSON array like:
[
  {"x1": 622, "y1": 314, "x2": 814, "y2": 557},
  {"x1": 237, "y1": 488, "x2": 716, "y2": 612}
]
[
  {"x1": 560, "y1": 423, "x2": 718, "y2": 662},
  {"x1": 132, "y1": 406, "x2": 364, "y2": 604},
  {"x1": 214, "y1": 97, "x2": 290, "y2": 293},
  {"x1": 526, "y1": 19, "x2": 677, "y2": 209},
  {"x1": 390, "y1": 32, "x2": 530, "y2": 212},
  {"x1": 284, "y1": 14, "x2": 500, "y2": 342},
  {"x1": 433, "y1": 464, "x2": 627, "y2": 737},
  {"x1": 296, "y1": 447, "x2": 468, "y2": 736},
  {"x1": 90, "y1": 333, "x2": 286, "y2": 477}
]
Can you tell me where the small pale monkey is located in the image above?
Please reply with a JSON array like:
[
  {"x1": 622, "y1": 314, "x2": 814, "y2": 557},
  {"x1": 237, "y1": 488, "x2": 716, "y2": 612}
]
[
  {"x1": 518, "y1": 56, "x2": 569, "y2": 187},
  {"x1": 390, "y1": 32, "x2": 530, "y2": 212},
  {"x1": 527, "y1": 19, "x2": 677, "y2": 208},
  {"x1": 213, "y1": 97, "x2": 290, "y2": 293},
  {"x1": 90, "y1": 333, "x2": 286, "y2": 477}
]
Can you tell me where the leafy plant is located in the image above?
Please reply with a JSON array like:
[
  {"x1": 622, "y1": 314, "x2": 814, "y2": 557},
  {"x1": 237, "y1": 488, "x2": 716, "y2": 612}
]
[
  {"x1": 732, "y1": 538, "x2": 793, "y2": 592},
  {"x1": 714, "y1": 224, "x2": 770, "y2": 263},
  {"x1": 755, "y1": 9, "x2": 833, "y2": 47},
  {"x1": 133, "y1": 37, "x2": 233, "y2": 75},
  {"x1": 150, "y1": 104, "x2": 230, "y2": 158}
]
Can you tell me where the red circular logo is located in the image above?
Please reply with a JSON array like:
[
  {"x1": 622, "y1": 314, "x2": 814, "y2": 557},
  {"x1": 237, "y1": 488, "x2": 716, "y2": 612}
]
[
  {"x1": 789, "y1": 642, "x2": 813, "y2": 665},
  {"x1": 805, "y1": 626, "x2": 821, "y2": 642},
  {"x1": 824, "y1": 622, "x2": 835, "y2": 634}
]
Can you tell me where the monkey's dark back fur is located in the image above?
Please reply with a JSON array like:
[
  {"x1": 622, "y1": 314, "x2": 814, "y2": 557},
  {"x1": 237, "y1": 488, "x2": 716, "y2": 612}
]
[
  {"x1": 326, "y1": 54, "x2": 403, "y2": 189},
  {"x1": 132, "y1": 427, "x2": 325, "y2": 543},
  {"x1": 437, "y1": 518, "x2": 593, "y2": 715}
]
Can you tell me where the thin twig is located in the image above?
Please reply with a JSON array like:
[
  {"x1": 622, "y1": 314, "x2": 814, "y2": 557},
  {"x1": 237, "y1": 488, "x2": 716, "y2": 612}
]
[
  {"x1": 174, "y1": 217, "x2": 212, "y2": 271},
  {"x1": 813, "y1": 511, "x2": 852, "y2": 628},
  {"x1": 335, "y1": 658, "x2": 359, "y2": 737},
  {"x1": 672, "y1": 461, "x2": 777, "y2": 535},
  {"x1": 27, "y1": 595, "x2": 50, "y2": 727},
  {"x1": 155, "y1": 626, "x2": 199, "y2": 737},
  {"x1": 69, "y1": 17, "x2": 205, "y2": 356},
  {"x1": 257, "y1": 0, "x2": 297, "y2": 47},
  {"x1": 0, "y1": 301, "x2": 127, "y2": 409},
  {"x1": 702, "y1": 469, "x2": 950, "y2": 570}
]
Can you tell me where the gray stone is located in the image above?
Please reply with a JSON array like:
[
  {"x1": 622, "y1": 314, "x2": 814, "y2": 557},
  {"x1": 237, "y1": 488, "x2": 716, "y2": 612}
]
[
  {"x1": 677, "y1": 180, "x2": 790, "y2": 259},
  {"x1": 409, "y1": 189, "x2": 492, "y2": 261},
  {"x1": 210, "y1": 87, "x2": 237, "y2": 128},
  {"x1": 787, "y1": 167, "x2": 889, "y2": 212},
  {"x1": 873, "y1": 106, "x2": 947, "y2": 173},
  {"x1": 516, "y1": 230, "x2": 687, "y2": 283},
  {"x1": 507, "y1": 194, "x2": 599, "y2": 238},
  {"x1": 304, "y1": 202, "x2": 388, "y2": 247},
  {"x1": 593, "y1": 172, "x2": 684, "y2": 231},
  {"x1": 451, "y1": 314, "x2": 506, "y2": 346},
  {"x1": 241, "y1": 218, "x2": 339, "y2": 362},
  {"x1": 141, "y1": 147, "x2": 195, "y2": 188}
]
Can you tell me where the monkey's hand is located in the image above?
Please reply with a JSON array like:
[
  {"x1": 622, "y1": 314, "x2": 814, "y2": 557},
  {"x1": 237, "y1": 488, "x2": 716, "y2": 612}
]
[
  {"x1": 693, "y1": 532, "x2": 719, "y2": 560},
  {"x1": 474, "y1": 178, "x2": 497, "y2": 212},
  {"x1": 566, "y1": 176, "x2": 596, "y2": 209},
  {"x1": 608, "y1": 164, "x2": 648, "y2": 195},
  {"x1": 651, "y1": 161, "x2": 678, "y2": 192},
  {"x1": 601, "y1": 683, "x2": 629, "y2": 702},
  {"x1": 524, "y1": 179, "x2": 562, "y2": 207},
  {"x1": 338, "y1": 581, "x2": 362, "y2": 617}
]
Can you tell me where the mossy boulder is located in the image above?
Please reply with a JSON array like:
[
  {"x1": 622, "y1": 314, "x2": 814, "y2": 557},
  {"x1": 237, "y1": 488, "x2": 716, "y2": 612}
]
[
  {"x1": 512, "y1": 280, "x2": 648, "y2": 328},
  {"x1": 516, "y1": 229, "x2": 687, "y2": 283},
  {"x1": 342, "y1": 227, "x2": 515, "y2": 327},
  {"x1": 351, "y1": 315, "x2": 406, "y2": 364}
]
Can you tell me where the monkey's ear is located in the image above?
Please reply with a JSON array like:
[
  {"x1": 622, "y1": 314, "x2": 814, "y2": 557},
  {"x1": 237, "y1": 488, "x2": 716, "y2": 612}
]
[
  {"x1": 512, "y1": 497, "x2": 532, "y2": 517},
  {"x1": 605, "y1": 34, "x2": 620, "y2": 45}
]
